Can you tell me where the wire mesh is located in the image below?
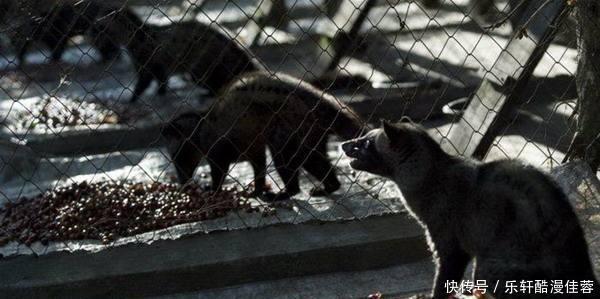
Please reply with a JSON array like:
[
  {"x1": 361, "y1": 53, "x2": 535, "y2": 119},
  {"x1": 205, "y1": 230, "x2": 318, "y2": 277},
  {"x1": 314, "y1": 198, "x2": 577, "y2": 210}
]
[{"x1": 0, "y1": 0, "x2": 597, "y2": 296}]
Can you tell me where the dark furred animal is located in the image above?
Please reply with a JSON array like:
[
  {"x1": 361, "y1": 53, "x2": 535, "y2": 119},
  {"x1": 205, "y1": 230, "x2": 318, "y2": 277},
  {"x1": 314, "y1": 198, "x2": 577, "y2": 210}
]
[
  {"x1": 95, "y1": 9, "x2": 262, "y2": 102},
  {"x1": 163, "y1": 71, "x2": 366, "y2": 200},
  {"x1": 12, "y1": 2, "x2": 120, "y2": 65},
  {"x1": 342, "y1": 119, "x2": 599, "y2": 299}
]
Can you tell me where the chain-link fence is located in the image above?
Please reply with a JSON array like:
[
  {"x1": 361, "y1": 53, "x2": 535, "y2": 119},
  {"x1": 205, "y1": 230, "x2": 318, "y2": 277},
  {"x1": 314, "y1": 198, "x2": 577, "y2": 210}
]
[{"x1": 0, "y1": 0, "x2": 597, "y2": 297}]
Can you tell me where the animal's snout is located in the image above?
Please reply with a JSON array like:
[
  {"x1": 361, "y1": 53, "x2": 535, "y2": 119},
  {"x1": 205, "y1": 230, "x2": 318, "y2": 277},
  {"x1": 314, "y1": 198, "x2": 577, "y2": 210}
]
[{"x1": 342, "y1": 140, "x2": 360, "y2": 157}]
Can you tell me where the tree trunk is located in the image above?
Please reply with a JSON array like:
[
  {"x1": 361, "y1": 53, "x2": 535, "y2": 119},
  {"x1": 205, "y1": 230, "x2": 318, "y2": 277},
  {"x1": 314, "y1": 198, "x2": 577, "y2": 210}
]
[{"x1": 565, "y1": 0, "x2": 600, "y2": 172}]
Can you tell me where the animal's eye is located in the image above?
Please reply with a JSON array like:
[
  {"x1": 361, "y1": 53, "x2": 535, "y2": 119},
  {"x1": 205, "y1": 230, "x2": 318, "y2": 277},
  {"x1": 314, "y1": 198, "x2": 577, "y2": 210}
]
[{"x1": 363, "y1": 139, "x2": 375, "y2": 151}]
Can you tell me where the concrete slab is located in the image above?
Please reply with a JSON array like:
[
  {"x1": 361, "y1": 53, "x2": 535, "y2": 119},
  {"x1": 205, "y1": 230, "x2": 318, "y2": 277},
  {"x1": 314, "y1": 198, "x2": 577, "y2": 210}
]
[
  {"x1": 0, "y1": 141, "x2": 407, "y2": 257},
  {"x1": 0, "y1": 93, "x2": 209, "y2": 155},
  {"x1": 0, "y1": 136, "x2": 424, "y2": 298},
  {"x1": 0, "y1": 140, "x2": 38, "y2": 184},
  {"x1": 152, "y1": 259, "x2": 435, "y2": 299},
  {"x1": 0, "y1": 213, "x2": 428, "y2": 299}
]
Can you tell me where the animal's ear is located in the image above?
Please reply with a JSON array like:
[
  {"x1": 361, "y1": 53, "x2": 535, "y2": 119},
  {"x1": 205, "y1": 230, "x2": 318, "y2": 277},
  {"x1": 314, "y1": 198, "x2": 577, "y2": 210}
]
[
  {"x1": 381, "y1": 119, "x2": 403, "y2": 143},
  {"x1": 399, "y1": 116, "x2": 413, "y2": 123}
]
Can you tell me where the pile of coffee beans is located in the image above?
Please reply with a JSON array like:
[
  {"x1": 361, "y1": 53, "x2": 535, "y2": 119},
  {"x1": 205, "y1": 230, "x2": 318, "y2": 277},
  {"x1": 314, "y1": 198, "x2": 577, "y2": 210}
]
[
  {"x1": 14, "y1": 97, "x2": 127, "y2": 130},
  {"x1": 0, "y1": 181, "x2": 265, "y2": 246}
]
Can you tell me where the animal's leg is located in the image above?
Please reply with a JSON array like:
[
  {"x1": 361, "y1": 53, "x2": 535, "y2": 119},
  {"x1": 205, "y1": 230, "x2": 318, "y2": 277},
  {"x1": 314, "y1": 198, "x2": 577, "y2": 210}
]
[
  {"x1": 171, "y1": 141, "x2": 202, "y2": 184},
  {"x1": 268, "y1": 146, "x2": 301, "y2": 201},
  {"x1": 48, "y1": 35, "x2": 68, "y2": 62},
  {"x1": 249, "y1": 149, "x2": 267, "y2": 196},
  {"x1": 432, "y1": 247, "x2": 471, "y2": 299},
  {"x1": 130, "y1": 70, "x2": 154, "y2": 102},
  {"x1": 475, "y1": 0, "x2": 495, "y2": 15},
  {"x1": 155, "y1": 71, "x2": 169, "y2": 96},
  {"x1": 98, "y1": 44, "x2": 120, "y2": 62},
  {"x1": 40, "y1": 20, "x2": 68, "y2": 63},
  {"x1": 208, "y1": 157, "x2": 230, "y2": 192},
  {"x1": 473, "y1": 258, "x2": 548, "y2": 299},
  {"x1": 17, "y1": 44, "x2": 28, "y2": 66},
  {"x1": 302, "y1": 140, "x2": 340, "y2": 196}
]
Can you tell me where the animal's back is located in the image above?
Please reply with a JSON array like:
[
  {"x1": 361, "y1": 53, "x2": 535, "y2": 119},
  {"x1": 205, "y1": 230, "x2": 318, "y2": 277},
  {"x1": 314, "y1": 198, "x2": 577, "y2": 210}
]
[
  {"x1": 154, "y1": 21, "x2": 260, "y2": 93},
  {"x1": 160, "y1": 21, "x2": 230, "y2": 54},
  {"x1": 220, "y1": 72, "x2": 365, "y2": 140},
  {"x1": 472, "y1": 160, "x2": 596, "y2": 280}
]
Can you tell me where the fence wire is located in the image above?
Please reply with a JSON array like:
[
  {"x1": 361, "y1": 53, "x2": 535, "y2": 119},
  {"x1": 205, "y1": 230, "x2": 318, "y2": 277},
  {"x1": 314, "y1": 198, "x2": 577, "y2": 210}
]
[{"x1": 0, "y1": 0, "x2": 597, "y2": 295}]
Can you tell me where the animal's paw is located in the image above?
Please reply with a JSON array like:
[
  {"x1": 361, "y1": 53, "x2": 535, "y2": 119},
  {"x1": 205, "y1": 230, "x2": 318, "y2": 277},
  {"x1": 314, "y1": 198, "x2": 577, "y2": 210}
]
[
  {"x1": 200, "y1": 183, "x2": 215, "y2": 192},
  {"x1": 247, "y1": 189, "x2": 262, "y2": 197},
  {"x1": 261, "y1": 191, "x2": 292, "y2": 202},
  {"x1": 310, "y1": 180, "x2": 340, "y2": 197},
  {"x1": 245, "y1": 182, "x2": 272, "y2": 197},
  {"x1": 247, "y1": 188, "x2": 268, "y2": 198},
  {"x1": 309, "y1": 186, "x2": 331, "y2": 197}
]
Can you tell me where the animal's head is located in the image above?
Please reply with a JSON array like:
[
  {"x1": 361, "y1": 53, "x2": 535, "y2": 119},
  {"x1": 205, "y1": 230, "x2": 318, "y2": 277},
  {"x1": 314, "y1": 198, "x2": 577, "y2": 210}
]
[
  {"x1": 162, "y1": 112, "x2": 210, "y2": 184},
  {"x1": 342, "y1": 117, "x2": 447, "y2": 185},
  {"x1": 93, "y1": 8, "x2": 144, "y2": 45}
]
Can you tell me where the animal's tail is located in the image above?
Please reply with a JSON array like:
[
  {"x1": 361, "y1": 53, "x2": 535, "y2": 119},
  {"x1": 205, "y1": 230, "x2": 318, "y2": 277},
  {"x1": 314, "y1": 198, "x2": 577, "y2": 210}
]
[{"x1": 315, "y1": 94, "x2": 371, "y2": 140}]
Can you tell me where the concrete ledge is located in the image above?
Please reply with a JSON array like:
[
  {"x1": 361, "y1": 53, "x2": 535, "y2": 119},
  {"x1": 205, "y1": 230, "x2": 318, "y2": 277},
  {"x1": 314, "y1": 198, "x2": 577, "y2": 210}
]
[
  {"x1": 0, "y1": 214, "x2": 428, "y2": 299},
  {"x1": 0, "y1": 93, "x2": 209, "y2": 156},
  {"x1": 0, "y1": 140, "x2": 38, "y2": 183},
  {"x1": 22, "y1": 123, "x2": 164, "y2": 156},
  {"x1": 152, "y1": 260, "x2": 435, "y2": 299}
]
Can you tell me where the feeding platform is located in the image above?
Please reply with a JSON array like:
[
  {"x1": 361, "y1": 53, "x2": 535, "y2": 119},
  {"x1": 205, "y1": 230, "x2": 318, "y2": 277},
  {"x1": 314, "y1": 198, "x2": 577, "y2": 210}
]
[{"x1": 0, "y1": 143, "x2": 428, "y2": 298}]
